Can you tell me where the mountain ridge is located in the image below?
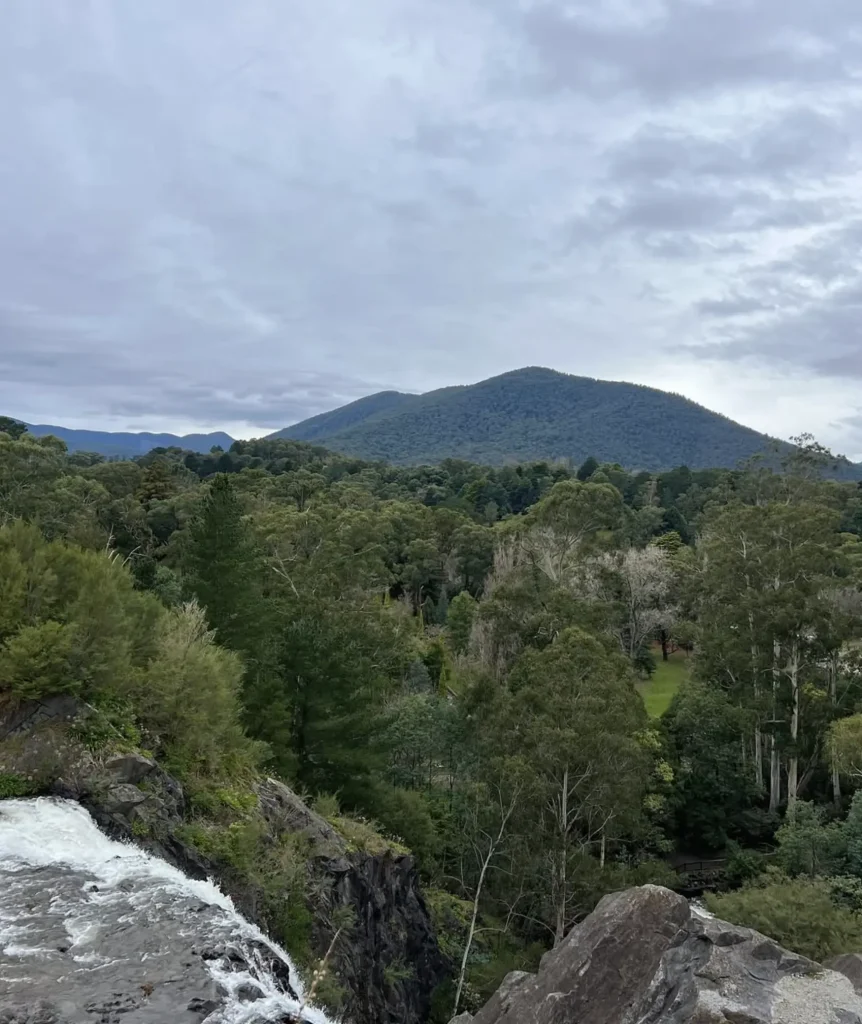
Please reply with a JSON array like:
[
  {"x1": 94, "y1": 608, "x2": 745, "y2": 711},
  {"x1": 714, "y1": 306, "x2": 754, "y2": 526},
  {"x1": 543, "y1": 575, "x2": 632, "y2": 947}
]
[
  {"x1": 9, "y1": 368, "x2": 859, "y2": 474},
  {"x1": 275, "y1": 367, "x2": 815, "y2": 472},
  {"x1": 24, "y1": 424, "x2": 234, "y2": 457}
]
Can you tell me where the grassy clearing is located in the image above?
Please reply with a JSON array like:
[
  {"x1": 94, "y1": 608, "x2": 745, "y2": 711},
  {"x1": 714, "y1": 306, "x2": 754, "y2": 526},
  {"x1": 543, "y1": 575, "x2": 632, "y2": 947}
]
[{"x1": 638, "y1": 649, "x2": 689, "y2": 718}]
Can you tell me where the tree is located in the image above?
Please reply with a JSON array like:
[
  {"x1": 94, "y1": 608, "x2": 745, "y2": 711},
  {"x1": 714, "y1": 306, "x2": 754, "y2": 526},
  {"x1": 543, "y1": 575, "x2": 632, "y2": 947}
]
[
  {"x1": 585, "y1": 546, "x2": 677, "y2": 665},
  {"x1": 275, "y1": 596, "x2": 409, "y2": 801},
  {"x1": 522, "y1": 481, "x2": 623, "y2": 586},
  {"x1": 576, "y1": 456, "x2": 599, "y2": 482},
  {"x1": 501, "y1": 627, "x2": 648, "y2": 942},
  {"x1": 828, "y1": 714, "x2": 862, "y2": 783},
  {"x1": 664, "y1": 681, "x2": 759, "y2": 850},
  {"x1": 0, "y1": 416, "x2": 27, "y2": 440},
  {"x1": 447, "y1": 591, "x2": 478, "y2": 656},
  {"x1": 182, "y1": 474, "x2": 268, "y2": 657},
  {"x1": 697, "y1": 501, "x2": 847, "y2": 813}
]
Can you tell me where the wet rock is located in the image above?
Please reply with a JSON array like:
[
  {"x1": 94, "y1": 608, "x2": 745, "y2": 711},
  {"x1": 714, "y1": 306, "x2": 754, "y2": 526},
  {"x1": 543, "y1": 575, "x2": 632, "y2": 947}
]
[
  {"x1": 0, "y1": 1004, "x2": 61, "y2": 1024},
  {"x1": 100, "y1": 783, "x2": 150, "y2": 817},
  {"x1": 186, "y1": 998, "x2": 219, "y2": 1017},
  {"x1": 236, "y1": 982, "x2": 265, "y2": 1002}
]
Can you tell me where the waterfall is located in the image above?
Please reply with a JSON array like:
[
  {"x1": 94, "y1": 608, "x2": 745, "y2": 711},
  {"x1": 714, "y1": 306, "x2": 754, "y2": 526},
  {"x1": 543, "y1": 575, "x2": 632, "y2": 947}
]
[{"x1": 0, "y1": 797, "x2": 336, "y2": 1023}]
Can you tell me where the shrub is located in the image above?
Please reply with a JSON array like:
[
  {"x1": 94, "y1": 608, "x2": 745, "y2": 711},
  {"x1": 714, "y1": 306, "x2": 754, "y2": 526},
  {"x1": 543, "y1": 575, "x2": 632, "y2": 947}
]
[
  {"x1": 0, "y1": 621, "x2": 82, "y2": 699},
  {"x1": 707, "y1": 878, "x2": 862, "y2": 962},
  {"x1": 0, "y1": 772, "x2": 38, "y2": 799}
]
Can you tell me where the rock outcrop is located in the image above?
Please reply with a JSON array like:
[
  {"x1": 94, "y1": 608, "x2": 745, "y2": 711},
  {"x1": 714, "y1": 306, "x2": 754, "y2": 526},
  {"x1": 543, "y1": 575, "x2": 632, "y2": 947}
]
[
  {"x1": 454, "y1": 884, "x2": 862, "y2": 1024},
  {"x1": 0, "y1": 697, "x2": 447, "y2": 1024},
  {"x1": 256, "y1": 777, "x2": 448, "y2": 1024}
]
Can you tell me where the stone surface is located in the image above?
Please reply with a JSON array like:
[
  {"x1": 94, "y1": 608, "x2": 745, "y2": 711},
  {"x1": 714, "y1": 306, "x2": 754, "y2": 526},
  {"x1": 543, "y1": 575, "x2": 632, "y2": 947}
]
[
  {"x1": 456, "y1": 885, "x2": 862, "y2": 1024},
  {"x1": 258, "y1": 776, "x2": 449, "y2": 1024},
  {"x1": 829, "y1": 955, "x2": 862, "y2": 996}
]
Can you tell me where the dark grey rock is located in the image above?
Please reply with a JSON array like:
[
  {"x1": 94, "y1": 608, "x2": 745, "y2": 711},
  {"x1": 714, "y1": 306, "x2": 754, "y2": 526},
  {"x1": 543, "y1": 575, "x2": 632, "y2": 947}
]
[
  {"x1": 257, "y1": 777, "x2": 449, "y2": 1024},
  {"x1": 0, "y1": 696, "x2": 85, "y2": 741},
  {"x1": 104, "y1": 753, "x2": 158, "y2": 785},
  {"x1": 456, "y1": 886, "x2": 862, "y2": 1024}
]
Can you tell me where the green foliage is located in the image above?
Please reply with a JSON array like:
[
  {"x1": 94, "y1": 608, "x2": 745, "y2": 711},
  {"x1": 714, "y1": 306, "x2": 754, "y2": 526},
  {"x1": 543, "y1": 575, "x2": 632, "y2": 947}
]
[
  {"x1": 0, "y1": 772, "x2": 38, "y2": 799},
  {"x1": 724, "y1": 841, "x2": 767, "y2": 886},
  {"x1": 664, "y1": 680, "x2": 759, "y2": 850},
  {"x1": 182, "y1": 473, "x2": 269, "y2": 657},
  {"x1": 0, "y1": 417, "x2": 28, "y2": 440},
  {"x1": 10, "y1": 409, "x2": 862, "y2": 995},
  {"x1": 328, "y1": 811, "x2": 410, "y2": 857},
  {"x1": 775, "y1": 802, "x2": 846, "y2": 878},
  {"x1": 707, "y1": 878, "x2": 862, "y2": 962},
  {"x1": 447, "y1": 592, "x2": 478, "y2": 656},
  {"x1": 0, "y1": 620, "x2": 82, "y2": 699},
  {"x1": 176, "y1": 818, "x2": 266, "y2": 873}
]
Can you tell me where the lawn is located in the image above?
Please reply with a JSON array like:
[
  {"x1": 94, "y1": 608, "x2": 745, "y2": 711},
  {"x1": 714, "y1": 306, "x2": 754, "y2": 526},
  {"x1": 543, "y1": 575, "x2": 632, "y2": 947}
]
[{"x1": 638, "y1": 649, "x2": 689, "y2": 718}]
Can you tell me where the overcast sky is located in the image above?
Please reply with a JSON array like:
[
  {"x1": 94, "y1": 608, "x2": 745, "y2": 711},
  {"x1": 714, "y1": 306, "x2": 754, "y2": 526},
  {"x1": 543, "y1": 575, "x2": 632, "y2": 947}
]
[{"x1": 3, "y1": 2, "x2": 862, "y2": 454}]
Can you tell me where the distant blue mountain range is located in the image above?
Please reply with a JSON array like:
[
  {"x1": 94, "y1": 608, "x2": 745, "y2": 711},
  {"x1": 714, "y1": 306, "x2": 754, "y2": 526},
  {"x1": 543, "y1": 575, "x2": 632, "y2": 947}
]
[{"x1": 25, "y1": 424, "x2": 235, "y2": 457}]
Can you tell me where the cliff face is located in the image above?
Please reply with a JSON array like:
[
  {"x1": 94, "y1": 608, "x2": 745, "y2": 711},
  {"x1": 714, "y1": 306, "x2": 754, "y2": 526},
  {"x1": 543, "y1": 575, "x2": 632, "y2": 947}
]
[
  {"x1": 453, "y1": 884, "x2": 862, "y2": 1024},
  {"x1": 255, "y1": 777, "x2": 449, "y2": 1024},
  {"x1": 0, "y1": 696, "x2": 448, "y2": 1024}
]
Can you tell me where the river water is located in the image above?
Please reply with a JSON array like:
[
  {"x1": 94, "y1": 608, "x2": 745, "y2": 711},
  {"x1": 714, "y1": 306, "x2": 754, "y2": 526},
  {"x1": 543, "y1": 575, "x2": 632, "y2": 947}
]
[{"x1": 0, "y1": 798, "x2": 334, "y2": 1023}]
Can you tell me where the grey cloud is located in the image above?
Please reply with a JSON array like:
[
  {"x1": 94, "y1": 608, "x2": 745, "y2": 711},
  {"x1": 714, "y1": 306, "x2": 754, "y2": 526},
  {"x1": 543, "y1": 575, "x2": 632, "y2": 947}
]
[
  {"x1": 569, "y1": 184, "x2": 837, "y2": 252},
  {"x1": 687, "y1": 261, "x2": 862, "y2": 378},
  {"x1": 3, "y1": 0, "x2": 862, "y2": 448},
  {"x1": 697, "y1": 295, "x2": 777, "y2": 318},
  {"x1": 521, "y1": 0, "x2": 862, "y2": 100},
  {"x1": 608, "y1": 107, "x2": 855, "y2": 185}
]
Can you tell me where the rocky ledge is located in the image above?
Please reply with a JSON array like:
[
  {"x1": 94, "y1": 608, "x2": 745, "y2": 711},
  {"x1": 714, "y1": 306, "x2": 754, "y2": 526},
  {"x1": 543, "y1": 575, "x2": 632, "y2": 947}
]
[
  {"x1": 0, "y1": 696, "x2": 448, "y2": 1024},
  {"x1": 452, "y1": 884, "x2": 862, "y2": 1024}
]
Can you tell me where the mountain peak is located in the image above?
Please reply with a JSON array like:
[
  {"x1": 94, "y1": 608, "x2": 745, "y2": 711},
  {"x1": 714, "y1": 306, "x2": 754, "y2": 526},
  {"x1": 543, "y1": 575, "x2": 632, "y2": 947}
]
[{"x1": 276, "y1": 368, "x2": 786, "y2": 470}]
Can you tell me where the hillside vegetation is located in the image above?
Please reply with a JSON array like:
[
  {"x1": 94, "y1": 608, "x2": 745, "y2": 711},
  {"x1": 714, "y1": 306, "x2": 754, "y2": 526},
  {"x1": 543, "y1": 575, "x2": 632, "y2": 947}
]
[
  {"x1": 6, "y1": 419, "x2": 862, "y2": 1015},
  {"x1": 277, "y1": 367, "x2": 801, "y2": 471}
]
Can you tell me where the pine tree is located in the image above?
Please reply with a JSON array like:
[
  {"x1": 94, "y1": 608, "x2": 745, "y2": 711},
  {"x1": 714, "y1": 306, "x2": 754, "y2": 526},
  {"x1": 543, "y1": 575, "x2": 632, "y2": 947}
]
[{"x1": 182, "y1": 473, "x2": 267, "y2": 658}]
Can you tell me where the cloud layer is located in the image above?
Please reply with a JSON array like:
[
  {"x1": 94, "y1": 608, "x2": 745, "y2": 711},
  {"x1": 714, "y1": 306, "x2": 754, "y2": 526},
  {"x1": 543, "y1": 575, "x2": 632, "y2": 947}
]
[{"x1": 2, "y1": 0, "x2": 862, "y2": 452}]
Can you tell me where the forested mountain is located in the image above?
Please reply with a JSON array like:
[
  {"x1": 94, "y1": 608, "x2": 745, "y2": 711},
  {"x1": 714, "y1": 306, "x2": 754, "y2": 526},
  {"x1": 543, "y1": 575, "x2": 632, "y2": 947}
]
[
  {"x1": 274, "y1": 389, "x2": 415, "y2": 442},
  {"x1": 276, "y1": 367, "x2": 838, "y2": 472},
  {"x1": 20, "y1": 368, "x2": 856, "y2": 474},
  {"x1": 24, "y1": 423, "x2": 234, "y2": 457},
  {"x1": 6, "y1": 418, "x2": 862, "y2": 1015}
]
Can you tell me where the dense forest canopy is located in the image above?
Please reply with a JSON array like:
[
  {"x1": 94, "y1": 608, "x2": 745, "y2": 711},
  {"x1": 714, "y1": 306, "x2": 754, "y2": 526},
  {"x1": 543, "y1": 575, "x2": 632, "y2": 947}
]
[{"x1": 5, "y1": 413, "x2": 862, "y2": 1015}]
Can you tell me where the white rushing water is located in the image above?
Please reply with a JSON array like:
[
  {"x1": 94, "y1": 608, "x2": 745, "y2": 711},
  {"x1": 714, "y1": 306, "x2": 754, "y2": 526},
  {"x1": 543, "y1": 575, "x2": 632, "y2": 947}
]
[{"x1": 0, "y1": 797, "x2": 336, "y2": 1023}]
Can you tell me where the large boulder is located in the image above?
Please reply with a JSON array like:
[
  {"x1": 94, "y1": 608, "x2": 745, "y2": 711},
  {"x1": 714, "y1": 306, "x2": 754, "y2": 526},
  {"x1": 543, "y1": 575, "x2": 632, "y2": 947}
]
[{"x1": 455, "y1": 884, "x2": 862, "y2": 1024}]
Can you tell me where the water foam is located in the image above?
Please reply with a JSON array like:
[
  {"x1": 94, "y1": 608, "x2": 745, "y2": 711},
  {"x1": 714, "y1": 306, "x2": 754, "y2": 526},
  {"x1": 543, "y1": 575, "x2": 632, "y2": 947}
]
[{"x1": 0, "y1": 797, "x2": 335, "y2": 1023}]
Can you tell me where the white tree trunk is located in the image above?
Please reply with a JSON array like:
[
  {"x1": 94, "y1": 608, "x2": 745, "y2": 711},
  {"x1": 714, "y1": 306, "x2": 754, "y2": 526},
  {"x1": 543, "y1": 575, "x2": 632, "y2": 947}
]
[
  {"x1": 769, "y1": 638, "x2": 782, "y2": 812},
  {"x1": 750, "y1": 611, "x2": 764, "y2": 790},
  {"x1": 831, "y1": 654, "x2": 842, "y2": 805},
  {"x1": 453, "y1": 789, "x2": 520, "y2": 1018},
  {"x1": 555, "y1": 765, "x2": 569, "y2": 948},
  {"x1": 787, "y1": 641, "x2": 800, "y2": 818}
]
